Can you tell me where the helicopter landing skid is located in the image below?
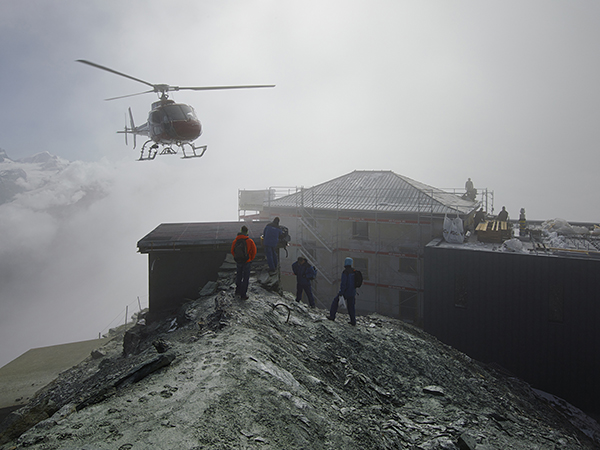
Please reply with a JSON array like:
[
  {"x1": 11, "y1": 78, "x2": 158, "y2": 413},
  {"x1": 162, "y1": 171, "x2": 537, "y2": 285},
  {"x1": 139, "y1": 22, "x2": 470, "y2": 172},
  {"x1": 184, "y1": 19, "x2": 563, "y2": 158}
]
[
  {"x1": 159, "y1": 146, "x2": 177, "y2": 155},
  {"x1": 138, "y1": 141, "x2": 159, "y2": 161},
  {"x1": 137, "y1": 141, "x2": 207, "y2": 161},
  {"x1": 181, "y1": 143, "x2": 207, "y2": 159}
]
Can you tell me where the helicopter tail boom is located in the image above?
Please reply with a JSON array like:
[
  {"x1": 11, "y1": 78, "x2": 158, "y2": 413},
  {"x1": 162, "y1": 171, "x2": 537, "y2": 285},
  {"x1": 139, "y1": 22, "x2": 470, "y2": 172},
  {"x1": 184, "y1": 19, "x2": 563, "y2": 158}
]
[{"x1": 117, "y1": 107, "x2": 149, "y2": 148}]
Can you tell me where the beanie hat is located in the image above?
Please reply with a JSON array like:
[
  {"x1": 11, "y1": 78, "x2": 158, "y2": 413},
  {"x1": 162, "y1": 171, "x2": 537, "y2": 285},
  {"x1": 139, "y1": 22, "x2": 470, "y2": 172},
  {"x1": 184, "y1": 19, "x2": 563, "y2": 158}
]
[
  {"x1": 344, "y1": 257, "x2": 353, "y2": 267},
  {"x1": 241, "y1": 225, "x2": 248, "y2": 235}
]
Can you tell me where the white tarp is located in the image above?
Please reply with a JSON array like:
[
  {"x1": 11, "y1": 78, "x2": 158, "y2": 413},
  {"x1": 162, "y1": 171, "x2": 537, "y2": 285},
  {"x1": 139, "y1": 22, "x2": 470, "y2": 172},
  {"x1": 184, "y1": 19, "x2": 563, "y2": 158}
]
[
  {"x1": 443, "y1": 214, "x2": 464, "y2": 244},
  {"x1": 542, "y1": 218, "x2": 589, "y2": 235}
]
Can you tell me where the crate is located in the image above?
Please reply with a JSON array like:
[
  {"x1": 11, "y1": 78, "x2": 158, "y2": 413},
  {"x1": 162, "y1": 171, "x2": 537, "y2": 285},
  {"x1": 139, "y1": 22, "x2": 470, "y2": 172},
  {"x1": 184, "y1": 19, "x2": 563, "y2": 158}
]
[{"x1": 476, "y1": 220, "x2": 511, "y2": 243}]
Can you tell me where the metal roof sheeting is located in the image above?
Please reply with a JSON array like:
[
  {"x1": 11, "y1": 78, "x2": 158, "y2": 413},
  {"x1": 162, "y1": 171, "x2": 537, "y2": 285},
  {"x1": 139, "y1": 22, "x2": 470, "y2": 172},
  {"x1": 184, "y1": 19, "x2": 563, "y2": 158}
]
[
  {"x1": 137, "y1": 221, "x2": 268, "y2": 252},
  {"x1": 267, "y1": 171, "x2": 478, "y2": 215}
]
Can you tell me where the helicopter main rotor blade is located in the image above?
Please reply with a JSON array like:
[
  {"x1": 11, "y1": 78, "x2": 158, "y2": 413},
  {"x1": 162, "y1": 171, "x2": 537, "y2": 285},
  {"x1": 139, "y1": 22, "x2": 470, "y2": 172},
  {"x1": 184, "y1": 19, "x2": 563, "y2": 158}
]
[
  {"x1": 76, "y1": 60, "x2": 155, "y2": 89},
  {"x1": 78, "y1": 59, "x2": 275, "y2": 99},
  {"x1": 174, "y1": 84, "x2": 276, "y2": 91},
  {"x1": 105, "y1": 90, "x2": 156, "y2": 101}
]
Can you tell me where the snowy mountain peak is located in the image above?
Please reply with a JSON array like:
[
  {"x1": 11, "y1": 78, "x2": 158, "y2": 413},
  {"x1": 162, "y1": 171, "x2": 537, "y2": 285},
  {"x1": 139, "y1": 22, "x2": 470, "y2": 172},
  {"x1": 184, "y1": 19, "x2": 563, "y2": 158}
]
[{"x1": 18, "y1": 151, "x2": 67, "y2": 171}]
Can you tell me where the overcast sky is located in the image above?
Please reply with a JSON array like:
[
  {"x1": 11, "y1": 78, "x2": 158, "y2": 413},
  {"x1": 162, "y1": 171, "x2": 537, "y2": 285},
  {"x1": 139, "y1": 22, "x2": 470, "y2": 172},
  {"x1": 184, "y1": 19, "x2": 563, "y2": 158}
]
[{"x1": 1, "y1": 1, "x2": 599, "y2": 366}]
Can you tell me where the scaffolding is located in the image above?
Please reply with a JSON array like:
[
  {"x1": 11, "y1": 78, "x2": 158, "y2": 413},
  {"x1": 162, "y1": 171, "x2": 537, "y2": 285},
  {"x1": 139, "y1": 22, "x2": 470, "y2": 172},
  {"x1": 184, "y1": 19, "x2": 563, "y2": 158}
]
[{"x1": 240, "y1": 182, "x2": 491, "y2": 325}]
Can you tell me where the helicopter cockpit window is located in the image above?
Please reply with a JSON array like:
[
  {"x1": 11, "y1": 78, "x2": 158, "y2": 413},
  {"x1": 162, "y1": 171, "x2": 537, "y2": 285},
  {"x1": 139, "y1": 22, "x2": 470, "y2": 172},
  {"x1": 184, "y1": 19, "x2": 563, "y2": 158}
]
[
  {"x1": 180, "y1": 105, "x2": 198, "y2": 120},
  {"x1": 163, "y1": 105, "x2": 188, "y2": 121}
]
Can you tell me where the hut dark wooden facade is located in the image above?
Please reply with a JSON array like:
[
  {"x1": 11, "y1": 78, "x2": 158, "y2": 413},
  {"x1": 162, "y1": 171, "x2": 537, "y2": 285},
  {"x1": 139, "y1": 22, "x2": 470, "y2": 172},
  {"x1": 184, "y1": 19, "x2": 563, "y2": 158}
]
[
  {"x1": 424, "y1": 238, "x2": 600, "y2": 414},
  {"x1": 137, "y1": 221, "x2": 267, "y2": 321}
]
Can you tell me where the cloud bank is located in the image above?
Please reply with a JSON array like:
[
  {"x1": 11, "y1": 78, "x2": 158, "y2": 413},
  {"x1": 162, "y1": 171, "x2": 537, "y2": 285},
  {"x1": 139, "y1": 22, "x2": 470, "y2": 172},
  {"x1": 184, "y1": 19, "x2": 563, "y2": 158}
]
[{"x1": 0, "y1": 152, "x2": 236, "y2": 367}]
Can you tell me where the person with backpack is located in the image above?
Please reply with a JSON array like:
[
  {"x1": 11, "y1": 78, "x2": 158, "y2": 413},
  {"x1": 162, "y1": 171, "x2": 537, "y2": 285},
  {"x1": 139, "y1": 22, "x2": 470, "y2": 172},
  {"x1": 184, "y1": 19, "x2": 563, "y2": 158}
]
[
  {"x1": 291, "y1": 256, "x2": 317, "y2": 308},
  {"x1": 327, "y1": 257, "x2": 361, "y2": 326},
  {"x1": 262, "y1": 217, "x2": 283, "y2": 272},
  {"x1": 231, "y1": 225, "x2": 257, "y2": 300}
]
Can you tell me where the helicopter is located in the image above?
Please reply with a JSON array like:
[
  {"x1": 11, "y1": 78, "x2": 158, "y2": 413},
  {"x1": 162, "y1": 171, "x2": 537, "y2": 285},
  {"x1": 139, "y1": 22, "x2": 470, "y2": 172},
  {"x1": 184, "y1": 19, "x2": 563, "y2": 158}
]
[{"x1": 77, "y1": 60, "x2": 275, "y2": 161}]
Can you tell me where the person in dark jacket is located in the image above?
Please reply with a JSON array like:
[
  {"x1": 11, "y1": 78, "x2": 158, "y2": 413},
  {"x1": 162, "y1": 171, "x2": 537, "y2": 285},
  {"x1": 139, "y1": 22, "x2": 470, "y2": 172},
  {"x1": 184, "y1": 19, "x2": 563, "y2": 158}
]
[
  {"x1": 263, "y1": 217, "x2": 283, "y2": 272},
  {"x1": 292, "y1": 256, "x2": 317, "y2": 308},
  {"x1": 327, "y1": 257, "x2": 357, "y2": 326},
  {"x1": 474, "y1": 208, "x2": 485, "y2": 230},
  {"x1": 231, "y1": 225, "x2": 257, "y2": 300},
  {"x1": 465, "y1": 178, "x2": 477, "y2": 201},
  {"x1": 497, "y1": 206, "x2": 509, "y2": 222}
]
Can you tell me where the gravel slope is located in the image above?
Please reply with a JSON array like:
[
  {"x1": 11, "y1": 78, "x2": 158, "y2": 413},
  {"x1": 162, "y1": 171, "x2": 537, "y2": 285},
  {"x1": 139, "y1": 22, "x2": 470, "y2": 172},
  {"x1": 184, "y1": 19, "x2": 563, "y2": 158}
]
[{"x1": 1, "y1": 281, "x2": 598, "y2": 449}]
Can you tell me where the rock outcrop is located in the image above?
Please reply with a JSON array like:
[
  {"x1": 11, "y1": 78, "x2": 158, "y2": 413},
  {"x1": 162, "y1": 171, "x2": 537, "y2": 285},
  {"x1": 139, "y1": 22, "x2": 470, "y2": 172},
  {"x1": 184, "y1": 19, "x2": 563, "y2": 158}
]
[{"x1": 1, "y1": 277, "x2": 599, "y2": 449}]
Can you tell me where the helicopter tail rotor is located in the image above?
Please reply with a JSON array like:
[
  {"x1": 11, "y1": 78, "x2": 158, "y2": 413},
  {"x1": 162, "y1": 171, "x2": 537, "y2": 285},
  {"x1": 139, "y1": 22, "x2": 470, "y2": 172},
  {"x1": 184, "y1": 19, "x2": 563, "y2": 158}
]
[
  {"x1": 123, "y1": 113, "x2": 128, "y2": 146},
  {"x1": 128, "y1": 107, "x2": 137, "y2": 148},
  {"x1": 117, "y1": 107, "x2": 138, "y2": 148}
]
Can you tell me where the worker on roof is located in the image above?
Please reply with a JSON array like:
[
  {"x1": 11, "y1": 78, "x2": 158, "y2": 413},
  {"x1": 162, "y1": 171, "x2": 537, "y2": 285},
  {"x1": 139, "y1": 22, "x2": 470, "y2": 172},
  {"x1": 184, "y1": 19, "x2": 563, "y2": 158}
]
[
  {"x1": 497, "y1": 206, "x2": 509, "y2": 222},
  {"x1": 474, "y1": 208, "x2": 485, "y2": 230},
  {"x1": 465, "y1": 178, "x2": 477, "y2": 201}
]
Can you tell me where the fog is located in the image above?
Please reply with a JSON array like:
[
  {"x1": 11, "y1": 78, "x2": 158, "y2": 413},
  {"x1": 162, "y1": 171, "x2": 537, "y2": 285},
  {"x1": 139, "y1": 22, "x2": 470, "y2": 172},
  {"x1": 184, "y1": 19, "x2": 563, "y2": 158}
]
[
  {"x1": 1, "y1": 0, "x2": 600, "y2": 365},
  {"x1": 0, "y1": 156, "x2": 239, "y2": 367}
]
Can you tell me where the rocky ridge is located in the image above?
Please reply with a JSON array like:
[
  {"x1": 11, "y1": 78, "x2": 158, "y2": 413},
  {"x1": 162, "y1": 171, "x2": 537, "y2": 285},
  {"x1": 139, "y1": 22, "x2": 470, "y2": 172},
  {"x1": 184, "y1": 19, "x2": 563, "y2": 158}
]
[{"x1": 1, "y1": 270, "x2": 599, "y2": 449}]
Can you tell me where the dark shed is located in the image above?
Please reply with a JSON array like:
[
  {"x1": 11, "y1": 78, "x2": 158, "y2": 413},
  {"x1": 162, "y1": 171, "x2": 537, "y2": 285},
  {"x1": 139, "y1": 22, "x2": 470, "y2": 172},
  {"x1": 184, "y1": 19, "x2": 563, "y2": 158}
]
[
  {"x1": 137, "y1": 221, "x2": 267, "y2": 321},
  {"x1": 424, "y1": 238, "x2": 600, "y2": 414}
]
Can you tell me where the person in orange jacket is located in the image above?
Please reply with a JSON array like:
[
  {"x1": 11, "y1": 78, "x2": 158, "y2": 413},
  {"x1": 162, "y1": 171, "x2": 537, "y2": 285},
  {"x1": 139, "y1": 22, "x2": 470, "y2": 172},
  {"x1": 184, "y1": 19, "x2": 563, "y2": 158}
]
[{"x1": 231, "y1": 225, "x2": 257, "y2": 300}]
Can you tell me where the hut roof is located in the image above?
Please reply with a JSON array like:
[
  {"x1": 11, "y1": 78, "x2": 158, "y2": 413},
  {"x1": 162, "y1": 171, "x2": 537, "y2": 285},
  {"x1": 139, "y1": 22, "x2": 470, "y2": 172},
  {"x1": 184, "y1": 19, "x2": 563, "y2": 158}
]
[{"x1": 267, "y1": 170, "x2": 478, "y2": 216}]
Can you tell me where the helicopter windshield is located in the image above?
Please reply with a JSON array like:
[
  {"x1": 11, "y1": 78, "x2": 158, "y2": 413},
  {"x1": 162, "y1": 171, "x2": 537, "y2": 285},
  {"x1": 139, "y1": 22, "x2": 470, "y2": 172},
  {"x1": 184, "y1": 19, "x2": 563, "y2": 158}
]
[
  {"x1": 162, "y1": 104, "x2": 197, "y2": 122},
  {"x1": 180, "y1": 105, "x2": 197, "y2": 120}
]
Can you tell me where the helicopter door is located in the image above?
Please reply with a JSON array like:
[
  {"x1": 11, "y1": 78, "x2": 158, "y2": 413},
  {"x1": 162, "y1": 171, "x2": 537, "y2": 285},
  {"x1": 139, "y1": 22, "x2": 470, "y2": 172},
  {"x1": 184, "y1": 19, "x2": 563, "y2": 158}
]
[{"x1": 150, "y1": 109, "x2": 167, "y2": 137}]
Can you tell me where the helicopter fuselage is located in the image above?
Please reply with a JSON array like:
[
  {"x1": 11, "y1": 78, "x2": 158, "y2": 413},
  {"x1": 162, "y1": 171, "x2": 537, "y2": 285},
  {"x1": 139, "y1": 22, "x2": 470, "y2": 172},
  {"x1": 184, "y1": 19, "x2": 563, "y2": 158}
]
[
  {"x1": 120, "y1": 99, "x2": 206, "y2": 160},
  {"x1": 146, "y1": 99, "x2": 202, "y2": 144}
]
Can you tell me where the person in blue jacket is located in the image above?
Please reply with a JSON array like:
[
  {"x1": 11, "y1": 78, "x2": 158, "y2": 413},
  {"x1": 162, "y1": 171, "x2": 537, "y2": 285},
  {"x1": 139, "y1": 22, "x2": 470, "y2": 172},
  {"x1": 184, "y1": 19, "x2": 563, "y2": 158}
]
[
  {"x1": 263, "y1": 217, "x2": 283, "y2": 272},
  {"x1": 292, "y1": 256, "x2": 317, "y2": 308},
  {"x1": 327, "y1": 257, "x2": 357, "y2": 326}
]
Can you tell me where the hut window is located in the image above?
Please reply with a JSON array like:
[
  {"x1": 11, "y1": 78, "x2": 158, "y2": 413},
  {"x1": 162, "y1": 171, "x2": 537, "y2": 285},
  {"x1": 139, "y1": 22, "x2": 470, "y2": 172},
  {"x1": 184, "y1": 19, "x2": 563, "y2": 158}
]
[
  {"x1": 352, "y1": 222, "x2": 369, "y2": 240},
  {"x1": 399, "y1": 257, "x2": 417, "y2": 274},
  {"x1": 302, "y1": 241, "x2": 317, "y2": 260}
]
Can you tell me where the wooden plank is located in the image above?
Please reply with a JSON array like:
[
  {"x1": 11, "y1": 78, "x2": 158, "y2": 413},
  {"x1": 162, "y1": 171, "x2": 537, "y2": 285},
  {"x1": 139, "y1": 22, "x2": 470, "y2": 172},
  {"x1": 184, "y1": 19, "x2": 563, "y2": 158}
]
[{"x1": 476, "y1": 221, "x2": 488, "y2": 232}]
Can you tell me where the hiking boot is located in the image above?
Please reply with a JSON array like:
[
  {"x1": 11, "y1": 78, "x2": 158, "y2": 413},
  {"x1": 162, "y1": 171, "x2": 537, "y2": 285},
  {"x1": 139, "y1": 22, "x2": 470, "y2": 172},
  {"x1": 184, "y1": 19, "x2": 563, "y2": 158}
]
[
  {"x1": 326, "y1": 316, "x2": 335, "y2": 321},
  {"x1": 242, "y1": 295, "x2": 249, "y2": 300},
  {"x1": 348, "y1": 322, "x2": 356, "y2": 326}
]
